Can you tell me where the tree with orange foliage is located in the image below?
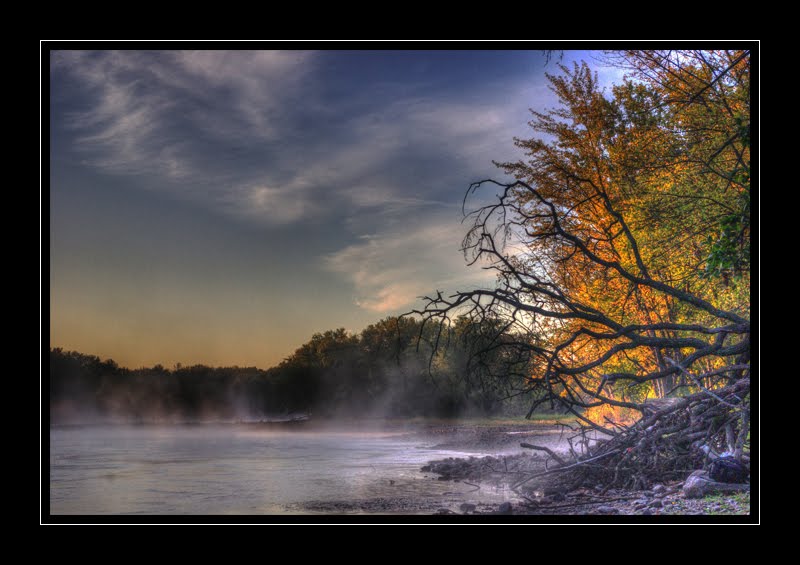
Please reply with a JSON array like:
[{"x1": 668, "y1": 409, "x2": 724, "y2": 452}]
[{"x1": 415, "y1": 50, "x2": 752, "y2": 488}]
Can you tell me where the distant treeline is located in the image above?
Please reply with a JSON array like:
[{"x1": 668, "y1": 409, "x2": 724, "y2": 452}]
[{"x1": 50, "y1": 316, "x2": 534, "y2": 423}]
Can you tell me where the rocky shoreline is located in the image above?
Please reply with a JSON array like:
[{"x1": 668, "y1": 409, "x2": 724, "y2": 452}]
[
  {"x1": 288, "y1": 422, "x2": 750, "y2": 516},
  {"x1": 422, "y1": 452, "x2": 750, "y2": 515},
  {"x1": 414, "y1": 423, "x2": 751, "y2": 516}
]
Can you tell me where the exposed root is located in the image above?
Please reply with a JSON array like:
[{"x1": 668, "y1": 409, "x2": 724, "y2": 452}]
[{"x1": 515, "y1": 378, "x2": 750, "y2": 492}]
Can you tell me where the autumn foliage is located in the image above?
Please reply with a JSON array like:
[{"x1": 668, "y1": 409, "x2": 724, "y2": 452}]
[{"x1": 417, "y1": 50, "x2": 751, "y2": 486}]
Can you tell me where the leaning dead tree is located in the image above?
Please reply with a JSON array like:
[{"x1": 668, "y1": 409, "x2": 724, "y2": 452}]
[
  {"x1": 416, "y1": 178, "x2": 750, "y2": 489},
  {"x1": 413, "y1": 51, "x2": 751, "y2": 489}
]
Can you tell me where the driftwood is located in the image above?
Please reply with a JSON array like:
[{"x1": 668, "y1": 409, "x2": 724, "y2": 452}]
[
  {"x1": 520, "y1": 443, "x2": 566, "y2": 466},
  {"x1": 512, "y1": 449, "x2": 621, "y2": 490},
  {"x1": 641, "y1": 397, "x2": 683, "y2": 415},
  {"x1": 512, "y1": 378, "x2": 750, "y2": 492}
]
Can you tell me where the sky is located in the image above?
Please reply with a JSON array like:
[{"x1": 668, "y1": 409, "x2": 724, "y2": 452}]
[{"x1": 49, "y1": 49, "x2": 620, "y2": 369}]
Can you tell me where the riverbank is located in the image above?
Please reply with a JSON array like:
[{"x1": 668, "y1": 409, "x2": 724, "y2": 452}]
[
  {"x1": 411, "y1": 422, "x2": 751, "y2": 516},
  {"x1": 49, "y1": 420, "x2": 750, "y2": 516}
]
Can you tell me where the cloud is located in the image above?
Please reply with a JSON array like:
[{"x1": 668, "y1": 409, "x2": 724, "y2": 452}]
[
  {"x1": 223, "y1": 182, "x2": 315, "y2": 226},
  {"x1": 52, "y1": 50, "x2": 557, "y2": 313},
  {"x1": 170, "y1": 50, "x2": 313, "y2": 139},
  {"x1": 52, "y1": 50, "x2": 318, "y2": 224},
  {"x1": 325, "y1": 218, "x2": 496, "y2": 313},
  {"x1": 52, "y1": 50, "x2": 544, "y2": 230}
]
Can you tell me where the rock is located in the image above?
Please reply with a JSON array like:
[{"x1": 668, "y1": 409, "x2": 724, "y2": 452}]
[
  {"x1": 641, "y1": 507, "x2": 654, "y2": 515},
  {"x1": 498, "y1": 502, "x2": 513, "y2": 515},
  {"x1": 595, "y1": 505, "x2": 619, "y2": 514},
  {"x1": 552, "y1": 492, "x2": 566, "y2": 502},
  {"x1": 709, "y1": 457, "x2": 749, "y2": 483},
  {"x1": 435, "y1": 508, "x2": 456, "y2": 515},
  {"x1": 683, "y1": 470, "x2": 713, "y2": 498},
  {"x1": 459, "y1": 503, "x2": 476, "y2": 514},
  {"x1": 652, "y1": 484, "x2": 666, "y2": 494},
  {"x1": 649, "y1": 499, "x2": 663, "y2": 508},
  {"x1": 683, "y1": 470, "x2": 750, "y2": 499}
]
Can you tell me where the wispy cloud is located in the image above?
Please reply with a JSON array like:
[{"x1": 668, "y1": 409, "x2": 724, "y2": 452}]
[
  {"x1": 52, "y1": 50, "x2": 318, "y2": 224},
  {"x1": 52, "y1": 50, "x2": 553, "y2": 312},
  {"x1": 53, "y1": 50, "x2": 539, "y2": 228},
  {"x1": 325, "y1": 219, "x2": 496, "y2": 313}
]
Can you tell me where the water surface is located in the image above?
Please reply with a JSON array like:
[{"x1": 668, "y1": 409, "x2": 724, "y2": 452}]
[{"x1": 50, "y1": 424, "x2": 517, "y2": 515}]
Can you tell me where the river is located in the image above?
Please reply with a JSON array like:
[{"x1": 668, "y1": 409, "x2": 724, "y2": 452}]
[{"x1": 49, "y1": 424, "x2": 521, "y2": 515}]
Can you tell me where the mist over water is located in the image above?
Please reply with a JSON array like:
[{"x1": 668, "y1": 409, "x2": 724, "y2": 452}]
[
  {"x1": 50, "y1": 425, "x2": 520, "y2": 515},
  {"x1": 48, "y1": 329, "x2": 538, "y2": 515}
]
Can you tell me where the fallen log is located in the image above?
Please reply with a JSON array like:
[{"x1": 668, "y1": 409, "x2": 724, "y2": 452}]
[{"x1": 520, "y1": 443, "x2": 567, "y2": 466}]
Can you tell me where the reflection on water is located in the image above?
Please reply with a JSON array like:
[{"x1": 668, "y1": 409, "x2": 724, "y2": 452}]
[{"x1": 50, "y1": 425, "x2": 516, "y2": 515}]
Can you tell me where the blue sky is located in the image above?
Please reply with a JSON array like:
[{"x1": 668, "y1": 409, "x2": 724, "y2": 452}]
[{"x1": 49, "y1": 49, "x2": 619, "y2": 368}]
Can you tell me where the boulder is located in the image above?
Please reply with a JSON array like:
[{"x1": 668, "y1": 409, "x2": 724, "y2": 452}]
[
  {"x1": 683, "y1": 470, "x2": 713, "y2": 498},
  {"x1": 683, "y1": 470, "x2": 750, "y2": 499},
  {"x1": 497, "y1": 502, "x2": 513, "y2": 515},
  {"x1": 709, "y1": 457, "x2": 749, "y2": 483}
]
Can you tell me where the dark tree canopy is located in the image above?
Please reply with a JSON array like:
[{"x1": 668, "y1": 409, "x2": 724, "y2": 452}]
[{"x1": 50, "y1": 315, "x2": 533, "y2": 423}]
